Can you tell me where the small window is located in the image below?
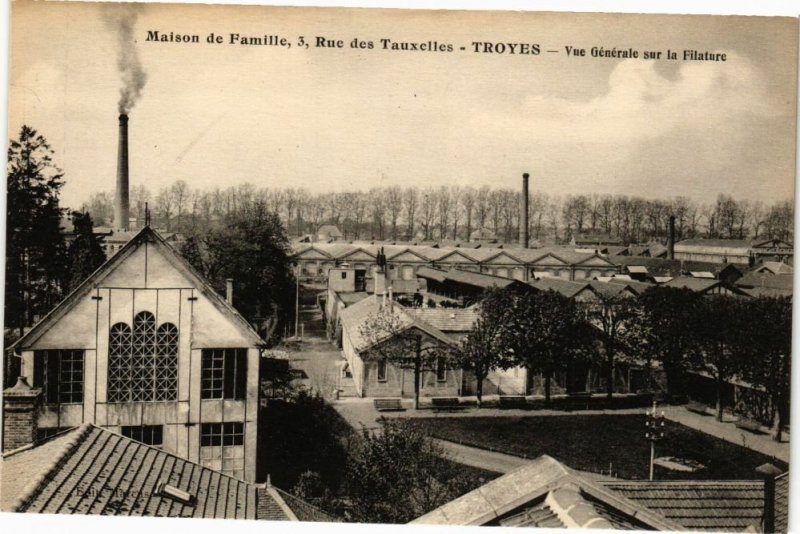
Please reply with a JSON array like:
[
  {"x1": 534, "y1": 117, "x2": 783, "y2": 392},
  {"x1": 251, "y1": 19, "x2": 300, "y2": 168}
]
[
  {"x1": 341, "y1": 272, "x2": 347, "y2": 279},
  {"x1": 122, "y1": 425, "x2": 164, "y2": 446},
  {"x1": 436, "y1": 357, "x2": 447, "y2": 382},
  {"x1": 377, "y1": 359, "x2": 387, "y2": 382},
  {"x1": 200, "y1": 422, "x2": 244, "y2": 446},
  {"x1": 201, "y1": 349, "x2": 247, "y2": 400}
]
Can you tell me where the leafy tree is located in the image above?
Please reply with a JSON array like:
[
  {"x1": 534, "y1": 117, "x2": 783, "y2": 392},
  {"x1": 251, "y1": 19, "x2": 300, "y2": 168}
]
[
  {"x1": 358, "y1": 302, "x2": 454, "y2": 409},
  {"x1": 499, "y1": 289, "x2": 595, "y2": 403},
  {"x1": 6, "y1": 126, "x2": 67, "y2": 331},
  {"x1": 344, "y1": 419, "x2": 479, "y2": 524},
  {"x1": 736, "y1": 297, "x2": 792, "y2": 441},
  {"x1": 65, "y1": 211, "x2": 106, "y2": 292},
  {"x1": 691, "y1": 295, "x2": 744, "y2": 421},
  {"x1": 586, "y1": 292, "x2": 637, "y2": 400},
  {"x1": 180, "y1": 200, "x2": 295, "y2": 344},
  {"x1": 454, "y1": 287, "x2": 511, "y2": 407},
  {"x1": 632, "y1": 287, "x2": 702, "y2": 397}
]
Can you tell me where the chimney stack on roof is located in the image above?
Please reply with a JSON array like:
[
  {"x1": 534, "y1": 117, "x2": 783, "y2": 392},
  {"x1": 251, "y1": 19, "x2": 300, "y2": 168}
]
[
  {"x1": 667, "y1": 215, "x2": 676, "y2": 260},
  {"x1": 756, "y1": 463, "x2": 783, "y2": 534},
  {"x1": 225, "y1": 279, "x2": 234, "y2": 305},
  {"x1": 2, "y1": 376, "x2": 42, "y2": 452},
  {"x1": 520, "y1": 173, "x2": 530, "y2": 249},
  {"x1": 114, "y1": 114, "x2": 130, "y2": 231}
]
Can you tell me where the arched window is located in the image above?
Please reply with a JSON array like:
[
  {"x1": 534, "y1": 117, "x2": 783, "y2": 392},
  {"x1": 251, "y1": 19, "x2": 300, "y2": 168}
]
[{"x1": 107, "y1": 312, "x2": 179, "y2": 403}]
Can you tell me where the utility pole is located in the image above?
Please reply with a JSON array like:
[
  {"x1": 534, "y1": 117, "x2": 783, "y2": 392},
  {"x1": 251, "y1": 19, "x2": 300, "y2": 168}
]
[
  {"x1": 645, "y1": 400, "x2": 665, "y2": 481},
  {"x1": 294, "y1": 263, "x2": 300, "y2": 338}
]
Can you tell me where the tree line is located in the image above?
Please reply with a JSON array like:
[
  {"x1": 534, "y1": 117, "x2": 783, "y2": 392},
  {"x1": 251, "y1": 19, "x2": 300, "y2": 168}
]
[
  {"x1": 454, "y1": 286, "x2": 791, "y2": 442},
  {"x1": 82, "y1": 181, "x2": 794, "y2": 245}
]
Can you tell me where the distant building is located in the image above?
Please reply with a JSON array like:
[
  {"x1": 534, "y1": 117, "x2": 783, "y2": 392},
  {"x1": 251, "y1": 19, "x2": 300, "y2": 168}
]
[
  {"x1": 291, "y1": 243, "x2": 618, "y2": 285},
  {"x1": 6, "y1": 227, "x2": 266, "y2": 481},
  {"x1": 469, "y1": 227, "x2": 497, "y2": 243},
  {"x1": 317, "y1": 225, "x2": 343, "y2": 242},
  {"x1": 674, "y1": 238, "x2": 793, "y2": 265},
  {"x1": 571, "y1": 233, "x2": 623, "y2": 247}
]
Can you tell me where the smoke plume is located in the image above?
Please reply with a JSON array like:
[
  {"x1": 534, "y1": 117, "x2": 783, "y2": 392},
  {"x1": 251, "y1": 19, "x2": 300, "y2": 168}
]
[{"x1": 103, "y1": 5, "x2": 147, "y2": 114}]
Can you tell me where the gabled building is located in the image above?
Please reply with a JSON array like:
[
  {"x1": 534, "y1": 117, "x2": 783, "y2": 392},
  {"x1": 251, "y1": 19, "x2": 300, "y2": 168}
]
[
  {"x1": 5, "y1": 227, "x2": 266, "y2": 481},
  {"x1": 412, "y1": 455, "x2": 786, "y2": 532}
]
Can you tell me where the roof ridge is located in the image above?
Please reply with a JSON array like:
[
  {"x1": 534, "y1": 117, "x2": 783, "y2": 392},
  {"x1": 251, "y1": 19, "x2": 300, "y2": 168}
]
[{"x1": 9, "y1": 423, "x2": 94, "y2": 512}]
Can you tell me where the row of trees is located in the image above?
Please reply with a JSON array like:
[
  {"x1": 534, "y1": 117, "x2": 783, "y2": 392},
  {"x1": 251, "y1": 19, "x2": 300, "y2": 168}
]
[
  {"x1": 361, "y1": 286, "x2": 791, "y2": 441},
  {"x1": 82, "y1": 181, "x2": 794, "y2": 245},
  {"x1": 461, "y1": 286, "x2": 791, "y2": 441}
]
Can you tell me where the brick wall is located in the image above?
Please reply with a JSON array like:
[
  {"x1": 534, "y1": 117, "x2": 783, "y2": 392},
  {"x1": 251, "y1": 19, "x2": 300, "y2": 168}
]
[{"x1": 2, "y1": 376, "x2": 42, "y2": 451}]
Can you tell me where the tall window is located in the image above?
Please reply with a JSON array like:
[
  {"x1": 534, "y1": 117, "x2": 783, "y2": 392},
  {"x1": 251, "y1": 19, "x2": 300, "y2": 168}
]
[
  {"x1": 377, "y1": 359, "x2": 387, "y2": 382},
  {"x1": 200, "y1": 422, "x2": 245, "y2": 479},
  {"x1": 436, "y1": 357, "x2": 447, "y2": 382},
  {"x1": 107, "y1": 311, "x2": 178, "y2": 403},
  {"x1": 34, "y1": 350, "x2": 84, "y2": 404},
  {"x1": 201, "y1": 349, "x2": 247, "y2": 399}
]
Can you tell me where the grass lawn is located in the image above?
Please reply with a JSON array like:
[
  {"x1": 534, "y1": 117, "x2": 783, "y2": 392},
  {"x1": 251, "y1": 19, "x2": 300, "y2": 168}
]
[{"x1": 408, "y1": 415, "x2": 788, "y2": 480}]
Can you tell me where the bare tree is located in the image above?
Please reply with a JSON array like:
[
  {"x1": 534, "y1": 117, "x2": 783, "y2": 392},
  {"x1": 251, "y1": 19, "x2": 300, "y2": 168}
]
[
  {"x1": 403, "y1": 187, "x2": 418, "y2": 240},
  {"x1": 385, "y1": 186, "x2": 403, "y2": 240}
]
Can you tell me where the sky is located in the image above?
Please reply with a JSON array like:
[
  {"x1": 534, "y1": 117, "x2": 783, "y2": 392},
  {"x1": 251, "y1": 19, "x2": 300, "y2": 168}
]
[{"x1": 8, "y1": 1, "x2": 798, "y2": 210}]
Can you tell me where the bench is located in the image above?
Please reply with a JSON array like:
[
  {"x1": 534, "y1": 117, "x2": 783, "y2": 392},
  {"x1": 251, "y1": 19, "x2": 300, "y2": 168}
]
[
  {"x1": 686, "y1": 401, "x2": 709, "y2": 415},
  {"x1": 567, "y1": 392, "x2": 593, "y2": 411},
  {"x1": 499, "y1": 395, "x2": 527, "y2": 408},
  {"x1": 430, "y1": 397, "x2": 462, "y2": 411},
  {"x1": 374, "y1": 398, "x2": 405, "y2": 412},
  {"x1": 735, "y1": 418, "x2": 763, "y2": 434}
]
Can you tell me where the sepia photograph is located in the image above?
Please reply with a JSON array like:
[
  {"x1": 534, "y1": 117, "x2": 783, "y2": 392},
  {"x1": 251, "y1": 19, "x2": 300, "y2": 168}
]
[{"x1": 1, "y1": 1, "x2": 797, "y2": 532}]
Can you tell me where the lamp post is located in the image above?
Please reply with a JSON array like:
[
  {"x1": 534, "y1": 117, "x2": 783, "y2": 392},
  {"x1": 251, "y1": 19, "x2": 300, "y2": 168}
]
[{"x1": 645, "y1": 400, "x2": 665, "y2": 481}]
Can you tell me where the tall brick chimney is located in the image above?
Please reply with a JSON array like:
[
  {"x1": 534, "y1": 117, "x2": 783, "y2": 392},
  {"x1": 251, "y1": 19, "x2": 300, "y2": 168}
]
[
  {"x1": 520, "y1": 173, "x2": 530, "y2": 248},
  {"x1": 667, "y1": 215, "x2": 676, "y2": 260},
  {"x1": 2, "y1": 376, "x2": 42, "y2": 451},
  {"x1": 114, "y1": 113, "x2": 130, "y2": 231}
]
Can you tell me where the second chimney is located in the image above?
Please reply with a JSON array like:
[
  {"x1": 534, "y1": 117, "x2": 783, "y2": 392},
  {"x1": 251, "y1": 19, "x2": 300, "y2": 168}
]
[
  {"x1": 2, "y1": 376, "x2": 42, "y2": 452},
  {"x1": 520, "y1": 173, "x2": 530, "y2": 248},
  {"x1": 114, "y1": 114, "x2": 130, "y2": 231},
  {"x1": 226, "y1": 279, "x2": 234, "y2": 305},
  {"x1": 667, "y1": 215, "x2": 676, "y2": 260}
]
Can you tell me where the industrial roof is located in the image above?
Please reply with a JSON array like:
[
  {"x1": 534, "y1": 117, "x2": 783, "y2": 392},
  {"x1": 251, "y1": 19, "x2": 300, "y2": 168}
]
[
  {"x1": 405, "y1": 307, "x2": 480, "y2": 332},
  {"x1": 411, "y1": 455, "x2": 681, "y2": 530},
  {"x1": 602, "y1": 480, "x2": 769, "y2": 532},
  {"x1": 0, "y1": 425, "x2": 331, "y2": 520}
]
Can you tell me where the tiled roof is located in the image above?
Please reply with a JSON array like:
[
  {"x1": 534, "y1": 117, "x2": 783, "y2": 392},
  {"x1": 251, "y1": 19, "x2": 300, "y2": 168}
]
[
  {"x1": 757, "y1": 261, "x2": 793, "y2": 275},
  {"x1": 610, "y1": 256, "x2": 748, "y2": 275},
  {"x1": 405, "y1": 308, "x2": 479, "y2": 332},
  {"x1": 270, "y1": 486, "x2": 340, "y2": 522},
  {"x1": 1, "y1": 425, "x2": 325, "y2": 521},
  {"x1": 411, "y1": 455, "x2": 681, "y2": 530},
  {"x1": 775, "y1": 472, "x2": 789, "y2": 533},
  {"x1": 2, "y1": 425, "x2": 259, "y2": 518},
  {"x1": 603, "y1": 480, "x2": 765, "y2": 531},
  {"x1": 529, "y1": 278, "x2": 590, "y2": 298},
  {"x1": 676, "y1": 238, "x2": 753, "y2": 250},
  {"x1": 663, "y1": 276, "x2": 723, "y2": 293},
  {"x1": 338, "y1": 296, "x2": 455, "y2": 353},
  {"x1": 736, "y1": 272, "x2": 793, "y2": 291}
]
